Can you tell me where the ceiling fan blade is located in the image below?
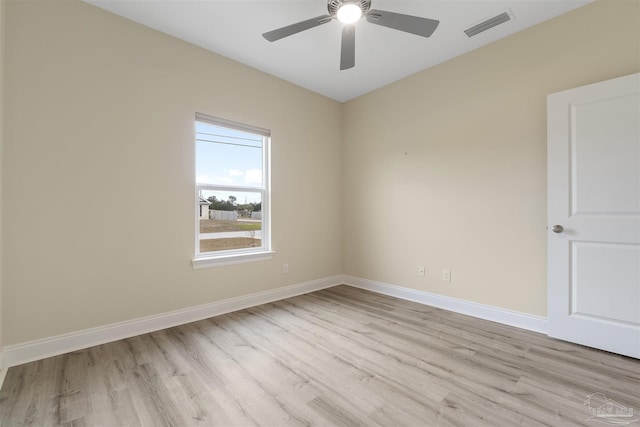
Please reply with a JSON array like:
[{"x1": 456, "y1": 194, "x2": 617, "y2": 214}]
[
  {"x1": 366, "y1": 9, "x2": 439, "y2": 38},
  {"x1": 340, "y1": 25, "x2": 356, "y2": 70},
  {"x1": 262, "y1": 15, "x2": 333, "y2": 42}
]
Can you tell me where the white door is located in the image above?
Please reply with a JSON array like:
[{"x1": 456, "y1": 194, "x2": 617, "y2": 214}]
[{"x1": 547, "y1": 73, "x2": 640, "y2": 359}]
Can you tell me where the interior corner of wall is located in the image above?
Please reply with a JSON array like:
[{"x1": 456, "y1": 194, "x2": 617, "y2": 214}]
[{"x1": 0, "y1": 351, "x2": 7, "y2": 390}]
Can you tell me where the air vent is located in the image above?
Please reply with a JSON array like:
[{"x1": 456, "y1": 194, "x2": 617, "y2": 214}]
[{"x1": 464, "y1": 11, "x2": 512, "y2": 37}]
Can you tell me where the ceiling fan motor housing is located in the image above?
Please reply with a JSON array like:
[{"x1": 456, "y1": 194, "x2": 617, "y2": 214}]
[{"x1": 328, "y1": 0, "x2": 371, "y2": 17}]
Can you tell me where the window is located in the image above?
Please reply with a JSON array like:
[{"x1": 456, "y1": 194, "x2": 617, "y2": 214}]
[{"x1": 193, "y1": 113, "x2": 272, "y2": 268}]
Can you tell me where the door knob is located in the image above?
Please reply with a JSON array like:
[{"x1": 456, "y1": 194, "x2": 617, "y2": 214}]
[{"x1": 552, "y1": 225, "x2": 564, "y2": 233}]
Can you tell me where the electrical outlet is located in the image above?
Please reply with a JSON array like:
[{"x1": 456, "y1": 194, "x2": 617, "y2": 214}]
[
  {"x1": 283, "y1": 263, "x2": 289, "y2": 274},
  {"x1": 442, "y1": 270, "x2": 451, "y2": 282},
  {"x1": 418, "y1": 266, "x2": 425, "y2": 276}
]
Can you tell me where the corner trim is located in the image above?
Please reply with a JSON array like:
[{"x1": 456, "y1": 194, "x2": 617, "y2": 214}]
[
  {"x1": 3, "y1": 275, "x2": 343, "y2": 368},
  {"x1": 343, "y1": 275, "x2": 548, "y2": 334}
]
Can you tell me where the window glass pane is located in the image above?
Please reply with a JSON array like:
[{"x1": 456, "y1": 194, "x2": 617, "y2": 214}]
[
  {"x1": 198, "y1": 190, "x2": 262, "y2": 254},
  {"x1": 196, "y1": 122, "x2": 262, "y2": 187}
]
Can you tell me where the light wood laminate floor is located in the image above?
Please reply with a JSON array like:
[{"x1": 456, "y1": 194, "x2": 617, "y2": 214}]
[{"x1": 1, "y1": 285, "x2": 638, "y2": 426}]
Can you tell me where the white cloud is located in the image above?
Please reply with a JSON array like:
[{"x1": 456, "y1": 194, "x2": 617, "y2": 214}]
[
  {"x1": 245, "y1": 169, "x2": 262, "y2": 185},
  {"x1": 197, "y1": 175, "x2": 234, "y2": 185},
  {"x1": 219, "y1": 177, "x2": 234, "y2": 184},
  {"x1": 197, "y1": 170, "x2": 261, "y2": 187}
]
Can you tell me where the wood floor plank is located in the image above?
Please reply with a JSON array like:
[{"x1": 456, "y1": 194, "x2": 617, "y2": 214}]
[{"x1": 1, "y1": 285, "x2": 638, "y2": 426}]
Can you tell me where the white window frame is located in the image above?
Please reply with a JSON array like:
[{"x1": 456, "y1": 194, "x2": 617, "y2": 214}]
[{"x1": 192, "y1": 113, "x2": 273, "y2": 269}]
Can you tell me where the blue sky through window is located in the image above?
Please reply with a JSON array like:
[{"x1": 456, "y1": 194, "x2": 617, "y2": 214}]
[
  {"x1": 196, "y1": 121, "x2": 263, "y2": 204},
  {"x1": 196, "y1": 122, "x2": 262, "y2": 186}
]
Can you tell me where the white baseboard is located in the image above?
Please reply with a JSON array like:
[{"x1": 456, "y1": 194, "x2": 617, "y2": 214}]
[
  {"x1": 3, "y1": 275, "x2": 343, "y2": 369},
  {"x1": 2, "y1": 274, "x2": 547, "y2": 376},
  {"x1": 342, "y1": 275, "x2": 548, "y2": 334},
  {"x1": 0, "y1": 352, "x2": 6, "y2": 391}
]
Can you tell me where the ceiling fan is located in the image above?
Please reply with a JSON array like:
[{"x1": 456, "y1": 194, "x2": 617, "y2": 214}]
[{"x1": 262, "y1": 0, "x2": 440, "y2": 71}]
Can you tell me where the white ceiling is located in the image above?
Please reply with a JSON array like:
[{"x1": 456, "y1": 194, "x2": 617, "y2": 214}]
[{"x1": 83, "y1": 0, "x2": 592, "y2": 102}]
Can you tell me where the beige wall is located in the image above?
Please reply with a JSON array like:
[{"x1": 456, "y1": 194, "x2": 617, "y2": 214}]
[
  {"x1": 3, "y1": 0, "x2": 343, "y2": 345},
  {"x1": 2, "y1": 0, "x2": 638, "y2": 348},
  {"x1": 342, "y1": 0, "x2": 640, "y2": 316},
  {"x1": 0, "y1": 0, "x2": 5, "y2": 370}
]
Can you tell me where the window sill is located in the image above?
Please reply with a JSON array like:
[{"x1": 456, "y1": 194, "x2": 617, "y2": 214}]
[{"x1": 192, "y1": 250, "x2": 276, "y2": 269}]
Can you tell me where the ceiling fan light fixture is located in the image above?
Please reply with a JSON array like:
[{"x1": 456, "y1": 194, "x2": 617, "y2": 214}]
[
  {"x1": 263, "y1": 0, "x2": 438, "y2": 70},
  {"x1": 337, "y1": 3, "x2": 362, "y2": 24}
]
